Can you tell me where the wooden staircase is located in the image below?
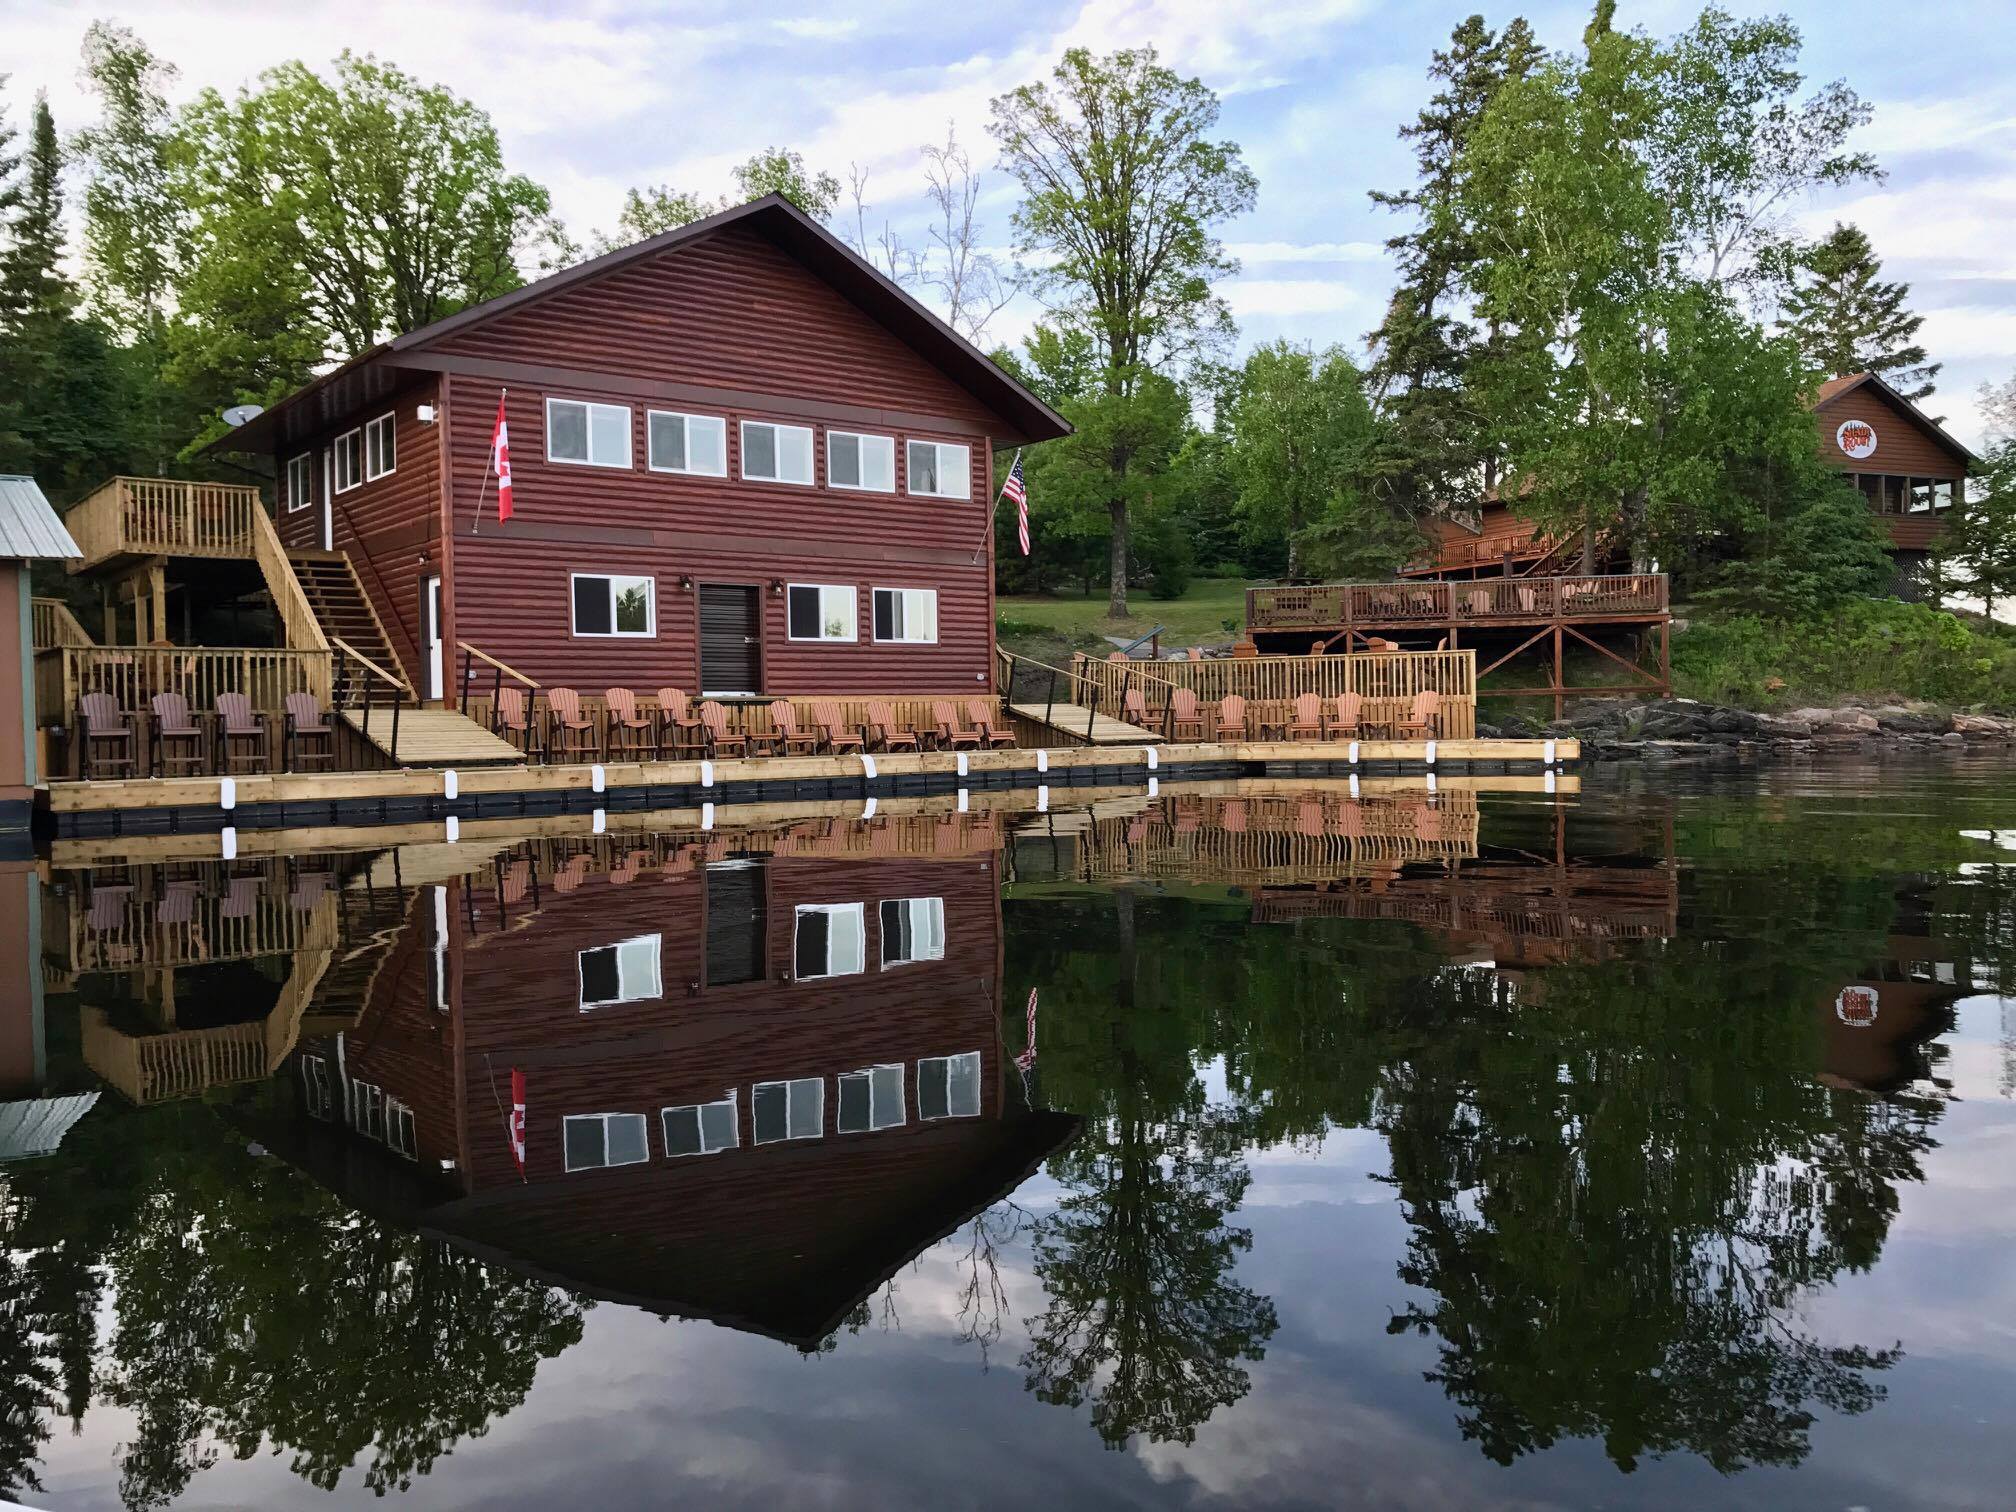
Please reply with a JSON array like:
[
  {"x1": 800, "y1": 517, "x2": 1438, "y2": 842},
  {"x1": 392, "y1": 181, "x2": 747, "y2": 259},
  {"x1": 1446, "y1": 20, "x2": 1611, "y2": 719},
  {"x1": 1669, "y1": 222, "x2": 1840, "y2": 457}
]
[{"x1": 289, "y1": 551, "x2": 407, "y2": 690}]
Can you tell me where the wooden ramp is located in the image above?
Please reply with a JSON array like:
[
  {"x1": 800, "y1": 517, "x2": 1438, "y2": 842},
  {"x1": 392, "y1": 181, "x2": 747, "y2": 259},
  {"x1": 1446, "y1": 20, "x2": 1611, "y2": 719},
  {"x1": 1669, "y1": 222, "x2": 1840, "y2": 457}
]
[
  {"x1": 340, "y1": 707, "x2": 526, "y2": 768},
  {"x1": 1008, "y1": 701, "x2": 1163, "y2": 746}
]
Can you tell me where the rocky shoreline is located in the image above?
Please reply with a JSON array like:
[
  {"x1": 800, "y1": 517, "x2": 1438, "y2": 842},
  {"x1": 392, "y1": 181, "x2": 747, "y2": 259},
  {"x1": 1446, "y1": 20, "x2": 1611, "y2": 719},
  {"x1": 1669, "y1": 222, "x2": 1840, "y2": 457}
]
[{"x1": 1477, "y1": 698, "x2": 2016, "y2": 762}]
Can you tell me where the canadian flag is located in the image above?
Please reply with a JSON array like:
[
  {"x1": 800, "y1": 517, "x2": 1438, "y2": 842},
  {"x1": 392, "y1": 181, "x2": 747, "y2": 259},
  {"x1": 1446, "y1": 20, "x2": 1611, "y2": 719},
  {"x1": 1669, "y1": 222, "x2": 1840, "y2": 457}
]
[
  {"x1": 508, "y1": 1066, "x2": 527, "y2": 1174},
  {"x1": 491, "y1": 392, "x2": 513, "y2": 521}
]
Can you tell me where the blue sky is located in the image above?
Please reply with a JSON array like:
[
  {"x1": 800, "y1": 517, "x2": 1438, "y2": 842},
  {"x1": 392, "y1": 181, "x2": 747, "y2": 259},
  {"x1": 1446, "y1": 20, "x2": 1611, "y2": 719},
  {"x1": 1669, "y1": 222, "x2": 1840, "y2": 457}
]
[{"x1": 14, "y1": 0, "x2": 2016, "y2": 440}]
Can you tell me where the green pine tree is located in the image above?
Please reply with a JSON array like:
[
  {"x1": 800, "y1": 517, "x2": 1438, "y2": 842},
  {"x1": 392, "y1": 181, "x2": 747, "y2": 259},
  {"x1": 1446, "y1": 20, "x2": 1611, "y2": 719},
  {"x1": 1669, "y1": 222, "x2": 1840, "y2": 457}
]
[
  {"x1": 1364, "y1": 14, "x2": 1542, "y2": 521},
  {"x1": 1783, "y1": 222, "x2": 1940, "y2": 399}
]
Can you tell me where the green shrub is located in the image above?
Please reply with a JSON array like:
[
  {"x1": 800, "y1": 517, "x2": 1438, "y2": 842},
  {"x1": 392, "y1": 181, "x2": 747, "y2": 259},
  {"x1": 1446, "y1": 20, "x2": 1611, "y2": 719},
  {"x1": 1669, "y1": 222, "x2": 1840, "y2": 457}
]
[{"x1": 1672, "y1": 600, "x2": 2016, "y2": 710}]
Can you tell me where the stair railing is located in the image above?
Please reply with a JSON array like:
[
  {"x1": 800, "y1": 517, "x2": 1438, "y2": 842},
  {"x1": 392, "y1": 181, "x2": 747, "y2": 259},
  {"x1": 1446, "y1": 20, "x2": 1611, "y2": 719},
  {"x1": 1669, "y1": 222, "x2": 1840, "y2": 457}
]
[
  {"x1": 457, "y1": 641, "x2": 540, "y2": 733},
  {"x1": 331, "y1": 635, "x2": 411, "y2": 765}
]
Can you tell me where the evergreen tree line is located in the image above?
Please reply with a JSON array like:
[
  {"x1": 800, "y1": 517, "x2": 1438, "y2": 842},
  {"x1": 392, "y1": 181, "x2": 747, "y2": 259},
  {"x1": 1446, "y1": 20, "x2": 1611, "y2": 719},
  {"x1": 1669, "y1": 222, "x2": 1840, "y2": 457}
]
[{"x1": 2, "y1": 11, "x2": 2012, "y2": 617}]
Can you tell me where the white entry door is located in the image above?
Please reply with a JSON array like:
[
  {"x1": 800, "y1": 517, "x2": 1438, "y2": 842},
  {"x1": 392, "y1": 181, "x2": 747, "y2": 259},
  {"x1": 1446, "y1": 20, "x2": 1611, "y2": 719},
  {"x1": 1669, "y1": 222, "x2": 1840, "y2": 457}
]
[{"x1": 421, "y1": 574, "x2": 443, "y2": 702}]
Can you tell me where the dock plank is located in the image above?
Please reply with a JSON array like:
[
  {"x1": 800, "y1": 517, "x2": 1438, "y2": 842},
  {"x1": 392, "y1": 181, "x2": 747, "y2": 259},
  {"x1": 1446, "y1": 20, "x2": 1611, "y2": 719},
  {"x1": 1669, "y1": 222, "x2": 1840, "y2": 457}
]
[
  {"x1": 1008, "y1": 702, "x2": 1163, "y2": 745},
  {"x1": 339, "y1": 708, "x2": 525, "y2": 767}
]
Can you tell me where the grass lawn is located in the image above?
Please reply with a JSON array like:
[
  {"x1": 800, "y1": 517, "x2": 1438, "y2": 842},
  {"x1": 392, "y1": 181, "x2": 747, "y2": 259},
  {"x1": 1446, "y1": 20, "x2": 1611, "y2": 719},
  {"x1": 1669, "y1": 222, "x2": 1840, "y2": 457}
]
[{"x1": 996, "y1": 577, "x2": 1254, "y2": 652}]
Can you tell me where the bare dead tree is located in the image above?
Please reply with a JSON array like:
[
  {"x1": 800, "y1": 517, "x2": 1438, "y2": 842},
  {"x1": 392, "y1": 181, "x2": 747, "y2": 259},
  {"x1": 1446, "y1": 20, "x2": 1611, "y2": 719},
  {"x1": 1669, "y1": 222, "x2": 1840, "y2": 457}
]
[
  {"x1": 953, "y1": 1201, "x2": 1030, "y2": 1369},
  {"x1": 920, "y1": 123, "x2": 1018, "y2": 342},
  {"x1": 846, "y1": 163, "x2": 915, "y2": 285}
]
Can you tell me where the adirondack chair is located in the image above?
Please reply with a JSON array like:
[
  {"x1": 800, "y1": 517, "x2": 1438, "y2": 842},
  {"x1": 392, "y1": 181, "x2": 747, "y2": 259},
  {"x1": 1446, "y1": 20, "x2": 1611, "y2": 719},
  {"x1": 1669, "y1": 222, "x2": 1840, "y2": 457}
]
[
  {"x1": 767, "y1": 700, "x2": 821, "y2": 756},
  {"x1": 545, "y1": 687, "x2": 597, "y2": 762},
  {"x1": 219, "y1": 873, "x2": 262, "y2": 920},
  {"x1": 494, "y1": 685, "x2": 544, "y2": 761},
  {"x1": 864, "y1": 700, "x2": 921, "y2": 752},
  {"x1": 1220, "y1": 798, "x2": 1249, "y2": 833},
  {"x1": 1167, "y1": 687, "x2": 1206, "y2": 742},
  {"x1": 77, "y1": 692, "x2": 137, "y2": 780},
  {"x1": 1285, "y1": 692, "x2": 1326, "y2": 741},
  {"x1": 932, "y1": 700, "x2": 982, "y2": 751},
  {"x1": 1123, "y1": 688, "x2": 1151, "y2": 727},
  {"x1": 697, "y1": 700, "x2": 749, "y2": 758},
  {"x1": 810, "y1": 699, "x2": 864, "y2": 753},
  {"x1": 149, "y1": 691, "x2": 206, "y2": 777},
  {"x1": 655, "y1": 688, "x2": 704, "y2": 759},
  {"x1": 283, "y1": 692, "x2": 336, "y2": 771},
  {"x1": 1395, "y1": 689, "x2": 1440, "y2": 739},
  {"x1": 1329, "y1": 691, "x2": 1364, "y2": 740},
  {"x1": 1213, "y1": 694, "x2": 1251, "y2": 741},
  {"x1": 967, "y1": 698, "x2": 1015, "y2": 748},
  {"x1": 213, "y1": 693, "x2": 270, "y2": 774},
  {"x1": 603, "y1": 687, "x2": 655, "y2": 760},
  {"x1": 288, "y1": 868, "x2": 331, "y2": 912},
  {"x1": 1296, "y1": 800, "x2": 1327, "y2": 837},
  {"x1": 552, "y1": 852, "x2": 592, "y2": 892}
]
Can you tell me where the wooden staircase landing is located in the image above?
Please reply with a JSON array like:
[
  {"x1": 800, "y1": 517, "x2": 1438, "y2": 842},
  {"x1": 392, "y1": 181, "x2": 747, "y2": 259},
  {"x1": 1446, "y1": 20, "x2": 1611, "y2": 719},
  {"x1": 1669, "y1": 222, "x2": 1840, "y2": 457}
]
[{"x1": 340, "y1": 706, "x2": 525, "y2": 768}]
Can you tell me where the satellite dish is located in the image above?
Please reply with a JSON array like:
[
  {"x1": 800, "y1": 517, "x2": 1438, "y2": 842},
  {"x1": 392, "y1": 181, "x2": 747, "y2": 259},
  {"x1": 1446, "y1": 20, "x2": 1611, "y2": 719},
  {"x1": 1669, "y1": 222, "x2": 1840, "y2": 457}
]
[{"x1": 221, "y1": 403, "x2": 265, "y2": 428}]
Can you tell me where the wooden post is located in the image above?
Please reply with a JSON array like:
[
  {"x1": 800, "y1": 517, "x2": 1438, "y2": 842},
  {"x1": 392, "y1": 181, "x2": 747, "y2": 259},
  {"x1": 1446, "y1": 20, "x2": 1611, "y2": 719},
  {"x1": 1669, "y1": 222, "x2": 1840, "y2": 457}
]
[
  {"x1": 1659, "y1": 620, "x2": 1671, "y2": 698},
  {"x1": 149, "y1": 564, "x2": 167, "y2": 643},
  {"x1": 1553, "y1": 624, "x2": 1564, "y2": 720}
]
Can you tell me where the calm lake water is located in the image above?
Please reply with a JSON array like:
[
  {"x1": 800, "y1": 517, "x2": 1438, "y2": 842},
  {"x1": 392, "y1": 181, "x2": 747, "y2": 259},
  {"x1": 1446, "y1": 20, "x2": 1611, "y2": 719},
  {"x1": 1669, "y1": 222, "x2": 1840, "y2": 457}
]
[{"x1": 4, "y1": 760, "x2": 2014, "y2": 1510}]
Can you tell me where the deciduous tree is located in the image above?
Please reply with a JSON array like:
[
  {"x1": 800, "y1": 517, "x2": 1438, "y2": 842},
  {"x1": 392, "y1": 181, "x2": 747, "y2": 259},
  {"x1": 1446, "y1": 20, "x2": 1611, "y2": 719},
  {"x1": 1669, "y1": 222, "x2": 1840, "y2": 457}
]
[{"x1": 991, "y1": 48, "x2": 1255, "y2": 616}]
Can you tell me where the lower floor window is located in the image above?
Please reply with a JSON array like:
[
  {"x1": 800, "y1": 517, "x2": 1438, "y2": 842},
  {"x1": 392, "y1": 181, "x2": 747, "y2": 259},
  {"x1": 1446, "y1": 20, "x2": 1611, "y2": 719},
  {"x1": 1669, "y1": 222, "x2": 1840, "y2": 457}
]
[
  {"x1": 788, "y1": 583, "x2": 857, "y2": 641},
  {"x1": 572, "y1": 572, "x2": 655, "y2": 636},
  {"x1": 873, "y1": 587, "x2": 938, "y2": 643},
  {"x1": 880, "y1": 897, "x2": 945, "y2": 966},
  {"x1": 918, "y1": 1052, "x2": 982, "y2": 1120},
  {"x1": 563, "y1": 1111, "x2": 650, "y2": 1171},
  {"x1": 663, "y1": 1094, "x2": 739, "y2": 1157},
  {"x1": 838, "y1": 1064, "x2": 906, "y2": 1133},
  {"x1": 753, "y1": 1077, "x2": 824, "y2": 1143},
  {"x1": 795, "y1": 902, "x2": 866, "y2": 978}
]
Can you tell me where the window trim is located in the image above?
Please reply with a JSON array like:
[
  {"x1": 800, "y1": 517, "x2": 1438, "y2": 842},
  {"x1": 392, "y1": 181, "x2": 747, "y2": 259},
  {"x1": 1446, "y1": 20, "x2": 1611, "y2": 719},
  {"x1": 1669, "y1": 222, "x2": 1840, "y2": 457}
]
[
  {"x1": 905, "y1": 439, "x2": 972, "y2": 500},
  {"x1": 751, "y1": 1077, "x2": 825, "y2": 1145},
  {"x1": 332, "y1": 428, "x2": 364, "y2": 494},
  {"x1": 562, "y1": 1111, "x2": 651, "y2": 1173},
  {"x1": 740, "y1": 419, "x2": 817, "y2": 487},
  {"x1": 918, "y1": 1051, "x2": 983, "y2": 1120},
  {"x1": 785, "y1": 582, "x2": 858, "y2": 643},
  {"x1": 872, "y1": 586, "x2": 939, "y2": 645},
  {"x1": 363, "y1": 412, "x2": 396, "y2": 482},
  {"x1": 646, "y1": 408, "x2": 729, "y2": 477},
  {"x1": 793, "y1": 901, "x2": 866, "y2": 980},
  {"x1": 661, "y1": 1092, "x2": 739, "y2": 1158},
  {"x1": 826, "y1": 429, "x2": 897, "y2": 494},
  {"x1": 570, "y1": 571, "x2": 657, "y2": 639},
  {"x1": 285, "y1": 452, "x2": 313, "y2": 513},
  {"x1": 545, "y1": 395, "x2": 633, "y2": 469},
  {"x1": 837, "y1": 1063, "x2": 907, "y2": 1133},
  {"x1": 578, "y1": 932, "x2": 663, "y2": 1010},
  {"x1": 879, "y1": 896, "x2": 946, "y2": 968}
]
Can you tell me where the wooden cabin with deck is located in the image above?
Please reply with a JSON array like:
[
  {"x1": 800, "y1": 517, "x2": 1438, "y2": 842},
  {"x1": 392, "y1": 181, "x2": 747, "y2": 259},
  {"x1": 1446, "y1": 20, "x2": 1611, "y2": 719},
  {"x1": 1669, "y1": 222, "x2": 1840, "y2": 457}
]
[{"x1": 34, "y1": 195, "x2": 1071, "y2": 778}]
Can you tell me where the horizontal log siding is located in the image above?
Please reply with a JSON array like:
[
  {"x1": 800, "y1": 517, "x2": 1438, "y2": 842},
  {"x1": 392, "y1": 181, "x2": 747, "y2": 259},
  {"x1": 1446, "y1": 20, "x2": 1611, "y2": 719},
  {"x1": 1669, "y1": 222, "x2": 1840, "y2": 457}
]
[
  {"x1": 274, "y1": 376, "x2": 441, "y2": 688},
  {"x1": 425, "y1": 223, "x2": 999, "y2": 425},
  {"x1": 1815, "y1": 387, "x2": 1967, "y2": 478},
  {"x1": 445, "y1": 369, "x2": 995, "y2": 697}
]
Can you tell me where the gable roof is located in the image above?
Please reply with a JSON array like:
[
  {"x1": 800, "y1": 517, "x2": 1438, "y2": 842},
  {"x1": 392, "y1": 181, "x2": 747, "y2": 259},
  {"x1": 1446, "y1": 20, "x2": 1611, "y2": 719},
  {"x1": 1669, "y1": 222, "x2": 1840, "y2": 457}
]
[
  {"x1": 1810, "y1": 371, "x2": 1976, "y2": 465},
  {"x1": 0, "y1": 475, "x2": 82, "y2": 560},
  {"x1": 212, "y1": 194, "x2": 1070, "y2": 455}
]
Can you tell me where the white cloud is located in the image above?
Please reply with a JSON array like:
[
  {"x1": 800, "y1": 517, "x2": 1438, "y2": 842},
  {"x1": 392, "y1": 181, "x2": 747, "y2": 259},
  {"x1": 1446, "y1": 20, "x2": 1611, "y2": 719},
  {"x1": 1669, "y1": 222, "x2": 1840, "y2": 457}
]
[
  {"x1": 1227, "y1": 240, "x2": 1385, "y2": 265},
  {"x1": 1226, "y1": 277, "x2": 1372, "y2": 318}
]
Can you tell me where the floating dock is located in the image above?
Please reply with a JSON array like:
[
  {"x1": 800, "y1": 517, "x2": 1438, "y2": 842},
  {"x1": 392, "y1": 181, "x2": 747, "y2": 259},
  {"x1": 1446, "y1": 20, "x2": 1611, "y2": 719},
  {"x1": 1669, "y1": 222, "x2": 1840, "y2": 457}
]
[{"x1": 42, "y1": 737, "x2": 1576, "y2": 840}]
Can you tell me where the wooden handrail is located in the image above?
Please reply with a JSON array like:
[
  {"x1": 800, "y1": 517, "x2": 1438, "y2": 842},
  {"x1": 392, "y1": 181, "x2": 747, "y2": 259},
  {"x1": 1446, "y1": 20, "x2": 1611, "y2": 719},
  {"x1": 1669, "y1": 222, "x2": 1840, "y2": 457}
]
[
  {"x1": 31, "y1": 597, "x2": 93, "y2": 649},
  {"x1": 329, "y1": 636, "x2": 410, "y2": 696},
  {"x1": 248, "y1": 505, "x2": 330, "y2": 653},
  {"x1": 456, "y1": 641, "x2": 540, "y2": 689}
]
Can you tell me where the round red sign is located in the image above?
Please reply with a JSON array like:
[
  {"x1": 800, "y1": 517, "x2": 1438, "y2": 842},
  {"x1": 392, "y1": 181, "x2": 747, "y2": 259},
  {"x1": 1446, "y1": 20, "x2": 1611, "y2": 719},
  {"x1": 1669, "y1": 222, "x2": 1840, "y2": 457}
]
[{"x1": 1836, "y1": 419, "x2": 1878, "y2": 460}]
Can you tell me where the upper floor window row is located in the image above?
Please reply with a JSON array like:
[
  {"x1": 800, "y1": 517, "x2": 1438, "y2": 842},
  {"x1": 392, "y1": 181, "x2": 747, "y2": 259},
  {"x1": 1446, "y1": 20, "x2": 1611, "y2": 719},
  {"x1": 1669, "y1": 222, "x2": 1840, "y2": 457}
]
[
  {"x1": 285, "y1": 452, "x2": 313, "y2": 513},
  {"x1": 543, "y1": 396, "x2": 971, "y2": 497}
]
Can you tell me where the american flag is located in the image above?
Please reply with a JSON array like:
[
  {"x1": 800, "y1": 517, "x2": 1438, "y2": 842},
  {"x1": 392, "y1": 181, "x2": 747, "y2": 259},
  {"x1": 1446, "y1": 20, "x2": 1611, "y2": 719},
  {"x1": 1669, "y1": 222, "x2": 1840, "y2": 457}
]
[{"x1": 1003, "y1": 451, "x2": 1030, "y2": 556}]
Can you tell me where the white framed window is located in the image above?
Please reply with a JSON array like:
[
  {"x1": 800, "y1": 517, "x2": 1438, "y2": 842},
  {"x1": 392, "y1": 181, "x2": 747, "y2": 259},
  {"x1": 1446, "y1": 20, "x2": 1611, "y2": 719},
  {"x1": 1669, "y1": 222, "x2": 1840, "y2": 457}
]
[
  {"x1": 571, "y1": 572, "x2": 655, "y2": 637},
  {"x1": 752, "y1": 1078, "x2": 824, "y2": 1144},
  {"x1": 905, "y1": 439, "x2": 970, "y2": 499},
  {"x1": 563, "y1": 1112, "x2": 650, "y2": 1171},
  {"x1": 350, "y1": 1079, "x2": 384, "y2": 1138},
  {"x1": 827, "y1": 430, "x2": 895, "y2": 492},
  {"x1": 286, "y1": 452, "x2": 313, "y2": 513},
  {"x1": 794, "y1": 902, "x2": 865, "y2": 979},
  {"x1": 880, "y1": 898, "x2": 945, "y2": 967},
  {"x1": 873, "y1": 587, "x2": 938, "y2": 644},
  {"x1": 838, "y1": 1064, "x2": 906, "y2": 1133},
  {"x1": 333, "y1": 429, "x2": 364, "y2": 493},
  {"x1": 364, "y1": 412, "x2": 396, "y2": 481},
  {"x1": 300, "y1": 1054, "x2": 333, "y2": 1119},
  {"x1": 386, "y1": 1099, "x2": 418, "y2": 1159},
  {"x1": 547, "y1": 397, "x2": 632, "y2": 468},
  {"x1": 918, "y1": 1051, "x2": 982, "y2": 1120},
  {"x1": 578, "y1": 932, "x2": 662, "y2": 1009},
  {"x1": 647, "y1": 409, "x2": 727, "y2": 476},
  {"x1": 786, "y1": 583, "x2": 857, "y2": 642},
  {"x1": 741, "y1": 420, "x2": 815, "y2": 485},
  {"x1": 662, "y1": 1093, "x2": 739, "y2": 1157}
]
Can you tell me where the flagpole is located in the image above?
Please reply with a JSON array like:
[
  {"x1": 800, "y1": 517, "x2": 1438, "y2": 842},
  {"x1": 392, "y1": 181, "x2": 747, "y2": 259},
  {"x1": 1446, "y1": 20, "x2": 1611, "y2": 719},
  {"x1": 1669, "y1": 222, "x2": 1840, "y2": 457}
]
[
  {"x1": 470, "y1": 386, "x2": 506, "y2": 535},
  {"x1": 970, "y1": 447, "x2": 1023, "y2": 564}
]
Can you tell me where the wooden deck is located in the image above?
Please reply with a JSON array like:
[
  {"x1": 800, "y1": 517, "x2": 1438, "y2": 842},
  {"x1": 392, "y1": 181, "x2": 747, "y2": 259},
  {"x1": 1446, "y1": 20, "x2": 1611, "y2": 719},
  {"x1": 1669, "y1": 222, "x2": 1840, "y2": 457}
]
[
  {"x1": 340, "y1": 707, "x2": 526, "y2": 767},
  {"x1": 1007, "y1": 701, "x2": 1163, "y2": 746}
]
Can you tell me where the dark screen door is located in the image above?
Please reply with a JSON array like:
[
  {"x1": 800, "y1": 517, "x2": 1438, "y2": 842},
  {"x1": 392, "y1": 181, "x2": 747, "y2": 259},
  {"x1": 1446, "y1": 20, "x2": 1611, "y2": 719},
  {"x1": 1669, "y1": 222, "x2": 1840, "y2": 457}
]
[
  {"x1": 699, "y1": 584, "x2": 762, "y2": 694},
  {"x1": 705, "y1": 860, "x2": 767, "y2": 987}
]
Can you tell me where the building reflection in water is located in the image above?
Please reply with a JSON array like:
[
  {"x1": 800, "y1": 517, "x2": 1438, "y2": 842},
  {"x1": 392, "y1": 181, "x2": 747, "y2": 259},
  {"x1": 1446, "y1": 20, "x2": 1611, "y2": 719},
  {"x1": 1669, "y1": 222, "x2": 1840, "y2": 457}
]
[{"x1": 4, "y1": 779, "x2": 1971, "y2": 1497}]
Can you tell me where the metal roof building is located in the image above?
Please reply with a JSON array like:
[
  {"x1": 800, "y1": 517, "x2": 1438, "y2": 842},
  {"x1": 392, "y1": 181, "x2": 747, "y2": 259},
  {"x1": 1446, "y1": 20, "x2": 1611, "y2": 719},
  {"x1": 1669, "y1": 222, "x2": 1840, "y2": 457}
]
[{"x1": 0, "y1": 474, "x2": 81, "y2": 561}]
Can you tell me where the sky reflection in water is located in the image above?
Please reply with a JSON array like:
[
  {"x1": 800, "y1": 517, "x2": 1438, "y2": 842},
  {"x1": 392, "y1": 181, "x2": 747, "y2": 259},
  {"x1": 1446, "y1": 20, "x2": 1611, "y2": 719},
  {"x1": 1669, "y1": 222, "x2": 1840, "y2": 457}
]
[{"x1": 3, "y1": 760, "x2": 2014, "y2": 1509}]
